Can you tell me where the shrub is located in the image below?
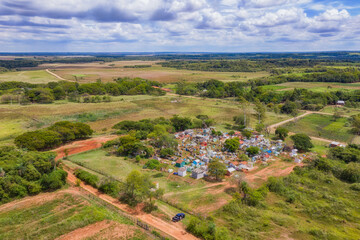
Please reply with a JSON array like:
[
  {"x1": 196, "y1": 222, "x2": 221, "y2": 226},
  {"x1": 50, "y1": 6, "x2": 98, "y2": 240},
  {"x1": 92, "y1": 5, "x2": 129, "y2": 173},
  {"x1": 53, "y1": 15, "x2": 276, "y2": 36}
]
[
  {"x1": 340, "y1": 162, "x2": 360, "y2": 183},
  {"x1": 40, "y1": 169, "x2": 67, "y2": 190},
  {"x1": 74, "y1": 169, "x2": 99, "y2": 188},
  {"x1": 144, "y1": 159, "x2": 161, "y2": 170},
  {"x1": 99, "y1": 180, "x2": 121, "y2": 197},
  {"x1": 350, "y1": 183, "x2": 360, "y2": 191}
]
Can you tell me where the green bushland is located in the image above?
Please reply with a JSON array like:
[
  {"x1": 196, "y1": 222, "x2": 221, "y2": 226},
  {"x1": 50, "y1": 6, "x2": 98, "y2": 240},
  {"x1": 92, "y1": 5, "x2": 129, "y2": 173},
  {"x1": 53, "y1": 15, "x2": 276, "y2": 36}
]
[
  {"x1": 0, "y1": 77, "x2": 165, "y2": 104},
  {"x1": 14, "y1": 121, "x2": 93, "y2": 151},
  {"x1": 207, "y1": 150, "x2": 360, "y2": 240},
  {"x1": 0, "y1": 146, "x2": 67, "y2": 204},
  {"x1": 284, "y1": 114, "x2": 354, "y2": 143}
]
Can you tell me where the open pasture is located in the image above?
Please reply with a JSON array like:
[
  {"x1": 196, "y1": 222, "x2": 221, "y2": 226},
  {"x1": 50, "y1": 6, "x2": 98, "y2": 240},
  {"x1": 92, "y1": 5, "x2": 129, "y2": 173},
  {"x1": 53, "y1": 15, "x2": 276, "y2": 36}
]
[
  {"x1": 0, "y1": 95, "x2": 291, "y2": 146},
  {"x1": 283, "y1": 114, "x2": 355, "y2": 143},
  {"x1": 262, "y1": 81, "x2": 360, "y2": 92},
  {"x1": 40, "y1": 61, "x2": 269, "y2": 83},
  {"x1": 0, "y1": 189, "x2": 148, "y2": 240},
  {"x1": 0, "y1": 70, "x2": 58, "y2": 83}
]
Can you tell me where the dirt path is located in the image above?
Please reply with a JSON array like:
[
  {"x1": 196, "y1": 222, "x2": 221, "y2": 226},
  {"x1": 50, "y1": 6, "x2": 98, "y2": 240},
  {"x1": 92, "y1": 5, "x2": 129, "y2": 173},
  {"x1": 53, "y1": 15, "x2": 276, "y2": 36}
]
[
  {"x1": 54, "y1": 135, "x2": 118, "y2": 160},
  {"x1": 46, "y1": 69, "x2": 69, "y2": 81},
  {"x1": 65, "y1": 169, "x2": 199, "y2": 240},
  {"x1": 268, "y1": 110, "x2": 348, "y2": 145},
  {"x1": 53, "y1": 136, "x2": 198, "y2": 240}
]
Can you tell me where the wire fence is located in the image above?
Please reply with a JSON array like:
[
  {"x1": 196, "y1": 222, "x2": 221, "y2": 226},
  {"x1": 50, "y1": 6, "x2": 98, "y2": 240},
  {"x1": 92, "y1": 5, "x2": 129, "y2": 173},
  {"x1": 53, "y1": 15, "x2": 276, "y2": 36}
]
[{"x1": 78, "y1": 185, "x2": 173, "y2": 240}]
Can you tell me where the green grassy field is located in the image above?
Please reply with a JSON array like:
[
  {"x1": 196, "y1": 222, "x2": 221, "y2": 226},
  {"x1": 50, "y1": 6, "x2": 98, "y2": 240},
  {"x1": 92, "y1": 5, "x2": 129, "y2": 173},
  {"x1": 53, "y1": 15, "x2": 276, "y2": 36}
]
[
  {"x1": 0, "y1": 191, "x2": 148, "y2": 240},
  {"x1": 320, "y1": 106, "x2": 360, "y2": 116},
  {"x1": 283, "y1": 114, "x2": 355, "y2": 143},
  {"x1": 0, "y1": 95, "x2": 291, "y2": 146},
  {"x1": 262, "y1": 82, "x2": 360, "y2": 92},
  {"x1": 0, "y1": 70, "x2": 58, "y2": 83},
  {"x1": 215, "y1": 169, "x2": 360, "y2": 240},
  {"x1": 67, "y1": 149, "x2": 206, "y2": 193}
]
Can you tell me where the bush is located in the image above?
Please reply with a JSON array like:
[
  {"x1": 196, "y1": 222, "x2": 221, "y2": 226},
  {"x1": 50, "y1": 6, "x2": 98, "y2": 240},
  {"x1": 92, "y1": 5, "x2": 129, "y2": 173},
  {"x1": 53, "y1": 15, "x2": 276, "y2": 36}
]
[
  {"x1": 144, "y1": 159, "x2": 161, "y2": 170},
  {"x1": 40, "y1": 169, "x2": 67, "y2": 190},
  {"x1": 99, "y1": 180, "x2": 121, "y2": 197},
  {"x1": 159, "y1": 148, "x2": 174, "y2": 158},
  {"x1": 350, "y1": 183, "x2": 360, "y2": 191},
  {"x1": 74, "y1": 169, "x2": 99, "y2": 188},
  {"x1": 340, "y1": 162, "x2": 360, "y2": 183}
]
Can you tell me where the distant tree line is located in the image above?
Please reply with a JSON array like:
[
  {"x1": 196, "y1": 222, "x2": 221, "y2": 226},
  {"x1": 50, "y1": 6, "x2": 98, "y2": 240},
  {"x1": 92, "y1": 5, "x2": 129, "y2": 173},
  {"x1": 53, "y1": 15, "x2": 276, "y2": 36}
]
[
  {"x1": 0, "y1": 77, "x2": 165, "y2": 104},
  {"x1": 160, "y1": 59, "x2": 322, "y2": 72},
  {"x1": 14, "y1": 121, "x2": 93, "y2": 151},
  {"x1": 0, "y1": 146, "x2": 67, "y2": 204},
  {"x1": 177, "y1": 79, "x2": 360, "y2": 112}
]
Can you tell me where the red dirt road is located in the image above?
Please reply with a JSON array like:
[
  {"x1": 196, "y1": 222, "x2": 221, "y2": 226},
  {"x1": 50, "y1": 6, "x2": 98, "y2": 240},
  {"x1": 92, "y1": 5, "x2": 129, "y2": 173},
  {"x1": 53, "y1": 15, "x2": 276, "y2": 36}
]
[
  {"x1": 54, "y1": 135, "x2": 117, "y2": 160},
  {"x1": 54, "y1": 136, "x2": 198, "y2": 240},
  {"x1": 65, "y1": 169, "x2": 198, "y2": 240}
]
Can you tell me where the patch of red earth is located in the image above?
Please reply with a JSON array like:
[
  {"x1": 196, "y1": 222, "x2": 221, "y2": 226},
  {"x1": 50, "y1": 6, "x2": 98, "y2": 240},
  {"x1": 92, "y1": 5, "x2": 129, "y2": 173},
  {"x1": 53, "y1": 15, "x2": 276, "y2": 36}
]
[
  {"x1": 244, "y1": 161, "x2": 303, "y2": 187},
  {"x1": 0, "y1": 189, "x2": 81, "y2": 212},
  {"x1": 54, "y1": 135, "x2": 118, "y2": 160},
  {"x1": 55, "y1": 220, "x2": 138, "y2": 240},
  {"x1": 64, "y1": 168, "x2": 199, "y2": 240}
]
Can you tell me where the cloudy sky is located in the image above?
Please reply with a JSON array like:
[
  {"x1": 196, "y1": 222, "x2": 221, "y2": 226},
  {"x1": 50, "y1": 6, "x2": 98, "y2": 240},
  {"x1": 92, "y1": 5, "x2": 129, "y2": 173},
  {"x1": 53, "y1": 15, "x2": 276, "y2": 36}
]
[{"x1": 0, "y1": 0, "x2": 359, "y2": 52}]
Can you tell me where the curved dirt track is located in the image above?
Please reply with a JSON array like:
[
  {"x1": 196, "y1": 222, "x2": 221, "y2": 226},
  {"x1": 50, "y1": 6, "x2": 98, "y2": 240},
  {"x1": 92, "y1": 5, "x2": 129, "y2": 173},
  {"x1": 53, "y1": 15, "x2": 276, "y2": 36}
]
[
  {"x1": 65, "y1": 169, "x2": 198, "y2": 240},
  {"x1": 46, "y1": 69, "x2": 68, "y2": 81},
  {"x1": 268, "y1": 110, "x2": 348, "y2": 145},
  {"x1": 55, "y1": 136, "x2": 199, "y2": 240}
]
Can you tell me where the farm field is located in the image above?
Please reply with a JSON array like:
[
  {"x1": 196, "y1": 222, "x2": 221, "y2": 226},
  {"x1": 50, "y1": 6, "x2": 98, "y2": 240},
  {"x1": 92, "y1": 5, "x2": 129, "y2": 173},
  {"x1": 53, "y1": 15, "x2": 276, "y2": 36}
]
[
  {"x1": 283, "y1": 114, "x2": 355, "y2": 143},
  {"x1": 262, "y1": 81, "x2": 360, "y2": 92},
  {"x1": 0, "y1": 189, "x2": 149, "y2": 240},
  {"x1": 0, "y1": 70, "x2": 58, "y2": 83},
  {"x1": 320, "y1": 105, "x2": 360, "y2": 116},
  {"x1": 40, "y1": 61, "x2": 269, "y2": 83},
  {"x1": 0, "y1": 95, "x2": 291, "y2": 146}
]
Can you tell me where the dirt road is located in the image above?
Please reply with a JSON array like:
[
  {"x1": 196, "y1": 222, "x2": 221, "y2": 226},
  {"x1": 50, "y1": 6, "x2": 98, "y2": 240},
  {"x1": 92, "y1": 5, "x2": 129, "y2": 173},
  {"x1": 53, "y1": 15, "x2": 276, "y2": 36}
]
[
  {"x1": 65, "y1": 169, "x2": 198, "y2": 240},
  {"x1": 54, "y1": 136, "x2": 198, "y2": 240},
  {"x1": 268, "y1": 110, "x2": 348, "y2": 145},
  {"x1": 46, "y1": 69, "x2": 68, "y2": 81}
]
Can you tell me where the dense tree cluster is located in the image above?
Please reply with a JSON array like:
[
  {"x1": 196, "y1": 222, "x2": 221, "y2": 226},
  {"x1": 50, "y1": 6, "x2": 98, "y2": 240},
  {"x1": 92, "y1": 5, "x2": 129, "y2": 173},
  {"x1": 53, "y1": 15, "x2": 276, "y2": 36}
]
[
  {"x1": 177, "y1": 79, "x2": 360, "y2": 113},
  {"x1": 15, "y1": 121, "x2": 93, "y2": 151},
  {"x1": 160, "y1": 59, "x2": 321, "y2": 72},
  {"x1": 0, "y1": 77, "x2": 165, "y2": 104},
  {"x1": 0, "y1": 146, "x2": 67, "y2": 203}
]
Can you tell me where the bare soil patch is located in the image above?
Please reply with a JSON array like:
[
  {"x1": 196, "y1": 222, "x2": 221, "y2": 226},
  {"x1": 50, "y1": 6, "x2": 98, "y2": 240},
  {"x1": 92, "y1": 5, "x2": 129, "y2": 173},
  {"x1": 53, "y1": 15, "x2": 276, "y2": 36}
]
[
  {"x1": 55, "y1": 220, "x2": 139, "y2": 240},
  {"x1": 54, "y1": 135, "x2": 117, "y2": 160}
]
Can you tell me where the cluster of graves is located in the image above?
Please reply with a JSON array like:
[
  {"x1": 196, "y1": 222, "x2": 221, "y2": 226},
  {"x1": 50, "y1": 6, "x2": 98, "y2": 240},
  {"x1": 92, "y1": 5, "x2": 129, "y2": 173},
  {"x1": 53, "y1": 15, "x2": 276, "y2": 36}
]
[{"x1": 161, "y1": 128, "x2": 288, "y2": 179}]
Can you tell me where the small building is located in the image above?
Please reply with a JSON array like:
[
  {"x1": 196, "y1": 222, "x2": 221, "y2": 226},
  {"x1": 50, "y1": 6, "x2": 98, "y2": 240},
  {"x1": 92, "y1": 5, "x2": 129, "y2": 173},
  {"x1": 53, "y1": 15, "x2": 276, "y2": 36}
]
[
  {"x1": 175, "y1": 159, "x2": 185, "y2": 168},
  {"x1": 336, "y1": 100, "x2": 345, "y2": 106},
  {"x1": 191, "y1": 167, "x2": 207, "y2": 179},
  {"x1": 226, "y1": 167, "x2": 236, "y2": 176},
  {"x1": 329, "y1": 141, "x2": 344, "y2": 148},
  {"x1": 178, "y1": 167, "x2": 187, "y2": 177}
]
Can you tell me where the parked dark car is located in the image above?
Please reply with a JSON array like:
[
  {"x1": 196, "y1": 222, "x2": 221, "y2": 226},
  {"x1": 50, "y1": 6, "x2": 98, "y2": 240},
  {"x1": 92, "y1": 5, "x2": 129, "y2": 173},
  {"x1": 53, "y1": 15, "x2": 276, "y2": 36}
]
[{"x1": 172, "y1": 213, "x2": 185, "y2": 222}]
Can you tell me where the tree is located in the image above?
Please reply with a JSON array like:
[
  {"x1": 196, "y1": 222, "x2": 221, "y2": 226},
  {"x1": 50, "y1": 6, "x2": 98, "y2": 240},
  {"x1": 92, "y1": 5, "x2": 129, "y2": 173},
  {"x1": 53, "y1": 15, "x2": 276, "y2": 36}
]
[
  {"x1": 246, "y1": 146, "x2": 260, "y2": 156},
  {"x1": 170, "y1": 115, "x2": 192, "y2": 131},
  {"x1": 275, "y1": 127, "x2": 289, "y2": 140},
  {"x1": 224, "y1": 137, "x2": 240, "y2": 152},
  {"x1": 254, "y1": 98, "x2": 266, "y2": 124},
  {"x1": 351, "y1": 115, "x2": 360, "y2": 135},
  {"x1": 121, "y1": 170, "x2": 154, "y2": 206},
  {"x1": 281, "y1": 101, "x2": 298, "y2": 115},
  {"x1": 238, "y1": 97, "x2": 251, "y2": 127},
  {"x1": 207, "y1": 160, "x2": 227, "y2": 181},
  {"x1": 290, "y1": 133, "x2": 314, "y2": 152}
]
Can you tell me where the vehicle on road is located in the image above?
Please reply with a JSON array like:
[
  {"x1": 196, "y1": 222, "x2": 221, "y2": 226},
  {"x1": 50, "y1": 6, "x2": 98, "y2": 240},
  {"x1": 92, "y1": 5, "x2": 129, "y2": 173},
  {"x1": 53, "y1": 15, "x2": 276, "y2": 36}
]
[{"x1": 172, "y1": 213, "x2": 186, "y2": 222}]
